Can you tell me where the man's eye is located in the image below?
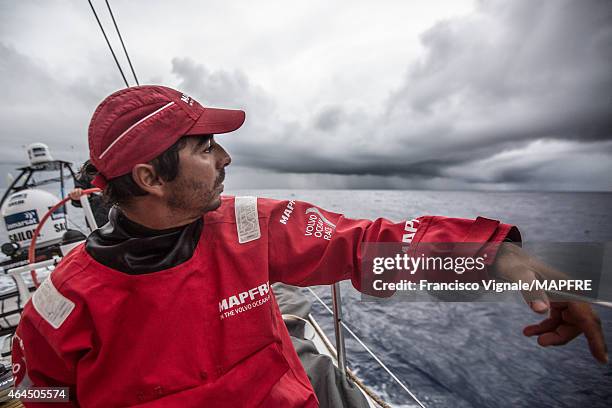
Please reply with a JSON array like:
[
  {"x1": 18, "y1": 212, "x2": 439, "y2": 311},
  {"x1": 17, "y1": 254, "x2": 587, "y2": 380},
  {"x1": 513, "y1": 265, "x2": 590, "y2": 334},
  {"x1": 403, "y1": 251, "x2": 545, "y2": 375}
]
[{"x1": 202, "y1": 142, "x2": 215, "y2": 153}]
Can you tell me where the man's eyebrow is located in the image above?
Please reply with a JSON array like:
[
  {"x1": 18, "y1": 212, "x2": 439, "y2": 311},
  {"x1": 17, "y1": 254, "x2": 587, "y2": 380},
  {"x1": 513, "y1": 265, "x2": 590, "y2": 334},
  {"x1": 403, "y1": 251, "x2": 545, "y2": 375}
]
[{"x1": 192, "y1": 135, "x2": 214, "y2": 152}]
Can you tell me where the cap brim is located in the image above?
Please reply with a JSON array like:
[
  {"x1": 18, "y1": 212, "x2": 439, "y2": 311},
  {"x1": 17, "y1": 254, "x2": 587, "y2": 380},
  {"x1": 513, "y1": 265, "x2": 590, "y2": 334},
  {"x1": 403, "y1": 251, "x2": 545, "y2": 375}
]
[{"x1": 186, "y1": 107, "x2": 246, "y2": 135}]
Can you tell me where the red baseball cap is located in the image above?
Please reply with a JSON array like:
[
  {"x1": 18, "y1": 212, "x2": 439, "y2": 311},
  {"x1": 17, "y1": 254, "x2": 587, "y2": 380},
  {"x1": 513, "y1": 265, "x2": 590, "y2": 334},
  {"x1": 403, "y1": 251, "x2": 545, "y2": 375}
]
[{"x1": 88, "y1": 85, "x2": 245, "y2": 188}]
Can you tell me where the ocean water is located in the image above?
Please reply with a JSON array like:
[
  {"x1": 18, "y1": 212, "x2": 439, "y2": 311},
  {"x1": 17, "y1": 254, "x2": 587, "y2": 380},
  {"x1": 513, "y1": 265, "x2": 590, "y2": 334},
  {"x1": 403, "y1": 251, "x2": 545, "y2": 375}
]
[
  {"x1": 231, "y1": 190, "x2": 612, "y2": 408},
  {"x1": 1, "y1": 189, "x2": 611, "y2": 407}
]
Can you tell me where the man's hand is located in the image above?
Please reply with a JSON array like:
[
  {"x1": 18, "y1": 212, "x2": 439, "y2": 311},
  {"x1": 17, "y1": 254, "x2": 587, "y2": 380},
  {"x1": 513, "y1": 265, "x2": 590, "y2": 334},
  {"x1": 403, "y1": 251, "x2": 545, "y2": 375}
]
[
  {"x1": 68, "y1": 188, "x2": 83, "y2": 201},
  {"x1": 524, "y1": 302, "x2": 608, "y2": 364},
  {"x1": 493, "y1": 243, "x2": 608, "y2": 364}
]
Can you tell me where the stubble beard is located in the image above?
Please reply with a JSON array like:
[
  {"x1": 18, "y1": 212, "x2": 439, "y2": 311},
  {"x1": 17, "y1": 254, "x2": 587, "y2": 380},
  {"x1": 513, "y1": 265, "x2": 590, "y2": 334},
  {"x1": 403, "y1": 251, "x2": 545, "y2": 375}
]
[{"x1": 167, "y1": 170, "x2": 225, "y2": 216}]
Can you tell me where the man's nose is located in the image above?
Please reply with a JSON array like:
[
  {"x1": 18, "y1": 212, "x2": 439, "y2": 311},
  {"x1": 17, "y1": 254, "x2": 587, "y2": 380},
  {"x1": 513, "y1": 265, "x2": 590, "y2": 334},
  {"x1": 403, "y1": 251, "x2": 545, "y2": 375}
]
[{"x1": 217, "y1": 145, "x2": 231, "y2": 168}]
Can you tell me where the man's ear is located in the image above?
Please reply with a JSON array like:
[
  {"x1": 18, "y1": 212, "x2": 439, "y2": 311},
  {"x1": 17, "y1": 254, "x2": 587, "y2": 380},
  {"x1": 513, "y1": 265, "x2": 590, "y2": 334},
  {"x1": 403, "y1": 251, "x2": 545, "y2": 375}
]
[{"x1": 131, "y1": 164, "x2": 164, "y2": 197}]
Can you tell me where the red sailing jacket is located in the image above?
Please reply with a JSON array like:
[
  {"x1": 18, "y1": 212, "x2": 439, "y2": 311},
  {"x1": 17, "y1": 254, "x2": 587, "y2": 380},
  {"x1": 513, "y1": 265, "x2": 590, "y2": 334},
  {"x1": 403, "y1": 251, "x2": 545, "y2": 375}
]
[{"x1": 12, "y1": 196, "x2": 517, "y2": 407}]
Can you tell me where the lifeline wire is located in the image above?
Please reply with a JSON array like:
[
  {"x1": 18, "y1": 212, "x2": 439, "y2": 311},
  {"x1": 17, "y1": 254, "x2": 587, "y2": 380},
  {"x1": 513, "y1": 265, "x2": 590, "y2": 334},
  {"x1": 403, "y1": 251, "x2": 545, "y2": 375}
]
[{"x1": 307, "y1": 287, "x2": 426, "y2": 408}]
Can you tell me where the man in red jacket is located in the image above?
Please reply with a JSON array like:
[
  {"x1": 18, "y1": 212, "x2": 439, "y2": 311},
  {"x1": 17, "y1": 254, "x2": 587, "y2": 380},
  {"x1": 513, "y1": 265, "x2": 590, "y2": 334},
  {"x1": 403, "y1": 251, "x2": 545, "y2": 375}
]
[{"x1": 12, "y1": 86, "x2": 607, "y2": 407}]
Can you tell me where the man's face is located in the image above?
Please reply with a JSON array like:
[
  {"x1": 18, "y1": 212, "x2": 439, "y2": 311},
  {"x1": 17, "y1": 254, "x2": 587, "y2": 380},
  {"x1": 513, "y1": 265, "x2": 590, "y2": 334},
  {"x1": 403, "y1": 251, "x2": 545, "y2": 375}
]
[{"x1": 164, "y1": 136, "x2": 231, "y2": 216}]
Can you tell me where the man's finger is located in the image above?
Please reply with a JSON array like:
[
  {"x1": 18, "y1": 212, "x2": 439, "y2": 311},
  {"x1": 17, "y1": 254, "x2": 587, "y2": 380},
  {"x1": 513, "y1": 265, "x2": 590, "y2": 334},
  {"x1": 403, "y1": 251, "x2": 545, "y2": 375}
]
[
  {"x1": 529, "y1": 300, "x2": 549, "y2": 314},
  {"x1": 523, "y1": 306, "x2": 563, "y2": 336},
  {"x1": 523, "y1": 316, "x2": 559, "y2": 337},
  {"x1": 580, "y1": 316, "x2": 609, "y2": 364},
  {"x1": 537, "y1": 324, "x2": 581, "y2": 347}
]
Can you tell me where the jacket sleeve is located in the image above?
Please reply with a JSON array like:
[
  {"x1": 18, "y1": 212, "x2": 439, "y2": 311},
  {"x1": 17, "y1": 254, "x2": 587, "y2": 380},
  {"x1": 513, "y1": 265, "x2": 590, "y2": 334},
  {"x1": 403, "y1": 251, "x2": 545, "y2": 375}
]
[
  {"x1": 262, "y1": 198, "x2": 520, "y2": 292},
  {"x1": 11, "y1": 277, "x2": 91, "y2": 407}
]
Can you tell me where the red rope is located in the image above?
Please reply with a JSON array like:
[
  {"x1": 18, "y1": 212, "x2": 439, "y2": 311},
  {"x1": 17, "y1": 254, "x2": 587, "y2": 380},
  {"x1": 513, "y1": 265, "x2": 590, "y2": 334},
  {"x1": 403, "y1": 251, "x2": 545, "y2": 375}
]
[{"x1": 28, "y1": 188, "x2": 101, "y2": 287}]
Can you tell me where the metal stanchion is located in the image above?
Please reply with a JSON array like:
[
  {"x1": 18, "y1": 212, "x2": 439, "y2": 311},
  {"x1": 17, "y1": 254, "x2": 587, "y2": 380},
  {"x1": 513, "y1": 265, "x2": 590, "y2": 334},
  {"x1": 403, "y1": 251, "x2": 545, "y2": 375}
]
[{"x1": 331, "y1": 282, "x2": 347, "y2": 377}]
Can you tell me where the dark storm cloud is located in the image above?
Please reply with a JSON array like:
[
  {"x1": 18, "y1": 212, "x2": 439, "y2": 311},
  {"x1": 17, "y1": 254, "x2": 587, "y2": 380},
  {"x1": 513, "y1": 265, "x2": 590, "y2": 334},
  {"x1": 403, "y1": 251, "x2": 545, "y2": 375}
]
[
  {"x1": 388, "y1": 0, "x2": 612, "y2": 142},
  {"x1": 374, "y1": 0, "x2": 612, "y2": 188},
  {"x1": 220, "y1": 0, "x2": 612, "y2": 190}
]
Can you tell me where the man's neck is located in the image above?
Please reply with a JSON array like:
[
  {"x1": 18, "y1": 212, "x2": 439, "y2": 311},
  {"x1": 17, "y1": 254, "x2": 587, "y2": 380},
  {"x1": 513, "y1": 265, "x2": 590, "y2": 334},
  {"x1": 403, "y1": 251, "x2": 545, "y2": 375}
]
[{"x1": 119, "y1": 202, "x2": 200, "y2": 230}]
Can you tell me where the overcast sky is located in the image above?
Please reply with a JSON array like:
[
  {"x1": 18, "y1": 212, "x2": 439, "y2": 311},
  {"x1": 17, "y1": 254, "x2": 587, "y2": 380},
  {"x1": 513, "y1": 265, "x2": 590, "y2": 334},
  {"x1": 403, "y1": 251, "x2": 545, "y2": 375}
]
[{"x1": 0, "y1": 0, "x2": 610, "y2": 191}]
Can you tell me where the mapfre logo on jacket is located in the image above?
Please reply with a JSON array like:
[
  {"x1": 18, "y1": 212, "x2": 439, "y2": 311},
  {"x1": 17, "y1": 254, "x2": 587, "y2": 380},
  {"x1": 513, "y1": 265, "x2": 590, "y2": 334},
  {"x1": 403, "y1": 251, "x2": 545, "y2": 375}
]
[{"x1": 218, "y1": 281, "x2": 271, "y2": 320}]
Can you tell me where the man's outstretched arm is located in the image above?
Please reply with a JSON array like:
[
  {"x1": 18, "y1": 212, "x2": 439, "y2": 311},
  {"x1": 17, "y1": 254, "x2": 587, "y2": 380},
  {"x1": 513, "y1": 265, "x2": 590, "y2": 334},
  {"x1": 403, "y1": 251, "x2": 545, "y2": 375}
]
[{"x1": 262, "y1": 198, "x2": 607, "y2": 364}]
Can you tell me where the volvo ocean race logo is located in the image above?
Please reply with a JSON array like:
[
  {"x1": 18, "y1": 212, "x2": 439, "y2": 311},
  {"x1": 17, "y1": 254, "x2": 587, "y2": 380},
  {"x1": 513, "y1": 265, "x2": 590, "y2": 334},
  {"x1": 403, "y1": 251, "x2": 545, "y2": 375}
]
[
  {"x1": 304, "y1": 207, "x2": 336, "y2": 241},
  {"x1": 4, "y1": 210, "x2": 39, "y2": 231}
]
